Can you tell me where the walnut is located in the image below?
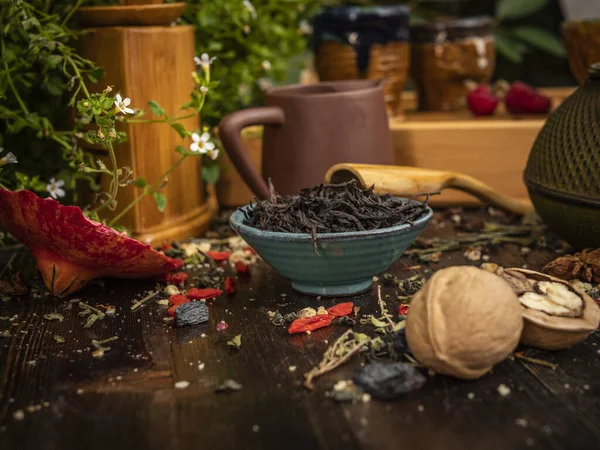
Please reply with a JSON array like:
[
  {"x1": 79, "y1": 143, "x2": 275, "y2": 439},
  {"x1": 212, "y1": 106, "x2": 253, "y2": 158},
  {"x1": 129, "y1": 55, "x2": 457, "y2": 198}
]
[
  {"x1": 499, "y1": 268, "x2": 600, "y2": 350},
  {"x1": 543, "y1": 248, "x2": 600, "y2": 284},
  {"x1": 405, "y1": 266, "x2": 523, "y2": 380}
]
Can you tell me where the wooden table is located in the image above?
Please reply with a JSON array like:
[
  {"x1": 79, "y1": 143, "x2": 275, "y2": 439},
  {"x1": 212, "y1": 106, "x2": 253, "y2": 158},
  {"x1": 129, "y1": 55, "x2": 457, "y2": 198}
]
[{"x1": 1, "y1": 209, "x2": 599, "y2": 450}]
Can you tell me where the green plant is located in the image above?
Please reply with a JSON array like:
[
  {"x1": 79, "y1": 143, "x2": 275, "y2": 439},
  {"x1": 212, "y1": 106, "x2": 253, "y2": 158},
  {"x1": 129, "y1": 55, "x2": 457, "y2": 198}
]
[
  {"x1": 181, "y1": 0, "x2": 324, "y2": 126},
  {"x1": 0, "y1": 0, "x2": 103, "y2": 198}
]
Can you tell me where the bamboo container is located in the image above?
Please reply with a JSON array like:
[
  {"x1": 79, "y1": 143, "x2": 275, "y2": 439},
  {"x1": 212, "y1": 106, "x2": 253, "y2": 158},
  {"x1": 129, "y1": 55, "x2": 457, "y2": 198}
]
[{"x1": 77, "y1": 1, "x2": 215, "y2": 243}]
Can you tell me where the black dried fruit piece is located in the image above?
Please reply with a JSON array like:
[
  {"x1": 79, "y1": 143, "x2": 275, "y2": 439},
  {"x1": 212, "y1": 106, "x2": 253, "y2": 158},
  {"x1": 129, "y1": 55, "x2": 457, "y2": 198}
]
[
  {"x1": 175, "y1": 301, "x2": 209, "y2": 327},
  {"x1": 390, "y1": 328, "x2": 408, "y2": 353},
  {"x1": 353, "y1": 362, "x2": 426, "y2": 400}
]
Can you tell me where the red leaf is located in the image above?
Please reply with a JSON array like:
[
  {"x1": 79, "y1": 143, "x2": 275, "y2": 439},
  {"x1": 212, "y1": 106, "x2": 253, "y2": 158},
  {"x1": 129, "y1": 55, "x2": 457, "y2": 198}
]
[
  {"x1": 398, "y1": 304, "x2": 409, "y2": 316},
  {"x1": 288, "y1": 315, "x2": 334, "y2": 334},
  {"x1": 326, "y1": 302, "x2": 354, "y2": 317},
  {"x1": 224, "y1": 277, "x2": 236, "y2": 295},
  {"x1": 206, "y1": 251, "x2": 231, "y2": 261},
  {"x1": 188, "y1": 287, "x2": 222, "y2": 300},
  {"x1": 235, "y1": 261, "x2": 250, "y2": 274},
  {"x1": 0, "y1": 188, "x2": 182, "y2": 297}
]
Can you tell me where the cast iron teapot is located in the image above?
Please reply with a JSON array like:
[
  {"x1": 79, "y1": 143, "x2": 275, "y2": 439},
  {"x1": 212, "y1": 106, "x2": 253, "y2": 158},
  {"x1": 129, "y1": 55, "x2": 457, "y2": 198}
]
[{"x1": 524, "y1": 63, "x2": 600, "y2": 248}]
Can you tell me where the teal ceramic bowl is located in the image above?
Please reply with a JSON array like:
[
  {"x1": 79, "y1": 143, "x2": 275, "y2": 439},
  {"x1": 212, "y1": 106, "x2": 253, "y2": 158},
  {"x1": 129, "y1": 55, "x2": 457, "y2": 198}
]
[{"x1": 229, "y1": 201, "x2": 433, "y2": 296}]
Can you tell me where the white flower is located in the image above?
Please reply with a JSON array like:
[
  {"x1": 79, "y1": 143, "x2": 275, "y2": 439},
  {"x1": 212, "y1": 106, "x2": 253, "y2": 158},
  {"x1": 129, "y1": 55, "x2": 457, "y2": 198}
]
[
  {"x1": 114, "y1": 93, "x2": 134, "y2": 115},
  {"x1": 257, "y1": 77, "x2": 273, "y2": 91},
  {"x1": 243, "y1": 0, "x2": 257, "y2": 20},
  {"x1": 206, "y1": 147, "x2": 219, "y2": 161},
  {"x1": 194, "y1": 53, "x2": 216, "y2": 72},
  {"x1": 190, "y1": 132, "x2": 215, "y2": 154},
  {"x1": 299, "y1": 20, "x2": 313, "y2": 35},
  {"x1": 46, "y1": 178, "x2": 66, "y2": 200},
  {"x1": 200, "y1": 86, "x2": 209, "y2": 94},
  {"x1": 261, "y1": 60, "x2": 271, "y2": 71},
  {"x1": 0, "y1": 148, "x2": 18, "y2": 166}
]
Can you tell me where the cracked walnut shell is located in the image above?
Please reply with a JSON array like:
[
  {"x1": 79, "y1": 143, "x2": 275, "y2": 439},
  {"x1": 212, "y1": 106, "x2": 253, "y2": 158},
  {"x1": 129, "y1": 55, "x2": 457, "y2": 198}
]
[
  {"x1": 501, "y1": 268, "x2": 600, "y2": 350},
  {"x1": 405, "y1": 266, "x2": 523, "y2": 380}
]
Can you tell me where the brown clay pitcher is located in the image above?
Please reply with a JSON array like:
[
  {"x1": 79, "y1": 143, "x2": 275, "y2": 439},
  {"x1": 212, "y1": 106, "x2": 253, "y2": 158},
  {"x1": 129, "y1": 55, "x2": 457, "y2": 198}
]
[{"x1": 218, "y1": 79, "x2": 394, "y2": 199}]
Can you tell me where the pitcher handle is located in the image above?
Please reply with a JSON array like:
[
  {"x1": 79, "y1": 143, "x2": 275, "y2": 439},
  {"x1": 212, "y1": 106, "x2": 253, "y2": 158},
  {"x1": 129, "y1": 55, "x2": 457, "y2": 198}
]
[{"x1": 218, "y1": 107, "x2": 285, "y2": 200}]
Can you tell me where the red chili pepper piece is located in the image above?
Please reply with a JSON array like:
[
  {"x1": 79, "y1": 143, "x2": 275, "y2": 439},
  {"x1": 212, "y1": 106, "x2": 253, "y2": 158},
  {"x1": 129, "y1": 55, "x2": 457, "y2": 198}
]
[
  {"x1": 188, "y1": 287, "x2": 223, "y2": 300},
  {"x1": 166, "y1": 272, "x2": 188, "y2": 285},
  {"x1": 206, "y1": 251, "x2": 231, "y2": 261},
  {"x1": 288, "y1": 315, "x2": 334, "y2": 334},
  {"x1": 235, "y1": 261, "x2": 250, "y2": 274},
  {"x1": 398, "y1": 304, "x2": 409, "y2": 316},
  {"x1": 224, "y1": 277, "x2": 236, "y2": 295},
  {"x1": 326, "y1": 302, "x2": 354, "y2": 317}
]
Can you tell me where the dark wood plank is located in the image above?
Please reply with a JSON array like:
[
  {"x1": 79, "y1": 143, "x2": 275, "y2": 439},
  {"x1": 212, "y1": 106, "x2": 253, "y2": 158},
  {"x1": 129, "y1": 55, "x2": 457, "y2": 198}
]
[{"x1": 1, "y1": 209, "x2": 600, "y2": 450}]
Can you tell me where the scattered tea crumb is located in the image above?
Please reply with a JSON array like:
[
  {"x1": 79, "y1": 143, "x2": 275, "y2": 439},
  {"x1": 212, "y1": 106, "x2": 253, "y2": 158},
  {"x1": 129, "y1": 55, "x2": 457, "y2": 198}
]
[
  {"x1": 252, "y1": 425, "x2": 260, "y2": 433},
  {"x1": 175, "y1": 381, "x2": 190, "y2": 389},
  {"x1": 515, "y1": 418, "x2": 528, "y2": 427},
  {"x1": 417, "y1": 405, "x2": 425, "y2": 412},
  {"x1": 53, "y1": 335, "x2": 65, "y2": 343},
  {"x1": 467, "y1": 392, "x2": 475, "y2": 400},
  {"x1": 156, "y1": 299, "x2": 169, "y2": 306},
  {"x1": 13, "y1": 410, "x2": 24, "y2": 421},
  {"x1": 43, "y1": 312, "x2": 64, "y2": 322},
  {"x1": 215, "y1": 379, "x2": 242, "y2": 393},
  {"x1": 198, "y1": 363, "x2": 205, "y2": 371},
  {"x1": 497, "y1": 384, "x2": 511, "y2": 397},
  {"x1": 288, "y1": 366, "x2": 297, "y2": 373},
  {"x1": 227, "y1": 334, "x2": 242, "y2": 350},
  {"x1": 76, "y1": 389, "x2": 84, "y2": 395},
  {"x1": 131, "y1": 291, "x2": 159, "y2": 311}
]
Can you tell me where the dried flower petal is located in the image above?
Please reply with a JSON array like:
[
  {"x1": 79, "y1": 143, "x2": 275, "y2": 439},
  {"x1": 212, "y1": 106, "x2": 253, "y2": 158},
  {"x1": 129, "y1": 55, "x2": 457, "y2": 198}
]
[{"x1": 0, "y1": 189, "x2": 183, "y2": 296}]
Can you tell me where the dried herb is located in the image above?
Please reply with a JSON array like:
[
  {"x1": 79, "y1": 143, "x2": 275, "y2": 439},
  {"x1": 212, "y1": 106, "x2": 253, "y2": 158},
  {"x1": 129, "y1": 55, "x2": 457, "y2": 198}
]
[
  {"x1": 130, "y1": 291, "x2": 159, "y2": 311},
  {"x1": 43, "y1": 312, "x2": 64, "y2": 322},
  {"x1": 513, "y1": 352, "x2": 557, "y2": 369},
  {"x1": 53, "y1": 335, "x2": 65, "y2": 343},
  {"x1": 78, "y1": 302, "x2": 106, "y2": 319},
  {"x1": 84, "y1": 314, "x2": 99, "y2": 329},
  {"x1": 243, "y1": 181, "x2": 428, "y2": 255},
  {"x1": 227, "y1": 334, "x2": 242, "y2": 350}
]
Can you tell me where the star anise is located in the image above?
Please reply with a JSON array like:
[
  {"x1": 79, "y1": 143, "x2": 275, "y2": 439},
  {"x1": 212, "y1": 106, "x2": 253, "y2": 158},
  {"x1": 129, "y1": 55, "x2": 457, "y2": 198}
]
[{"x1": 543, "y1": 248, "x2": 600, "y2": 284}]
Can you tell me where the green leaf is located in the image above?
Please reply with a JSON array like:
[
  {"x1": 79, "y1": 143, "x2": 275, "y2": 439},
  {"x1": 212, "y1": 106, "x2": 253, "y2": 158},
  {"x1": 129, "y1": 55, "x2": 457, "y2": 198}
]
[
  {"x1": 227, "y1": 334, "x2": 242, "y2": 350},
  {"x1": 496, "y1": 0, "x2": 548, "y2": 21},
  {"x1": 175, "y1": 145, "x2": 187, "y2": 155},
  {"x1": 171, "y1": 123, "x2": 187, "y2": 138},
  {"x1": 87, "y1": 67, "x2": 104, "y2": 84},
  {"x1": 46, "y1": 55, "x2": 62, "y2": 69},
  {"x1": 148, "y1": 100, "x2": 166, "y2": 117},
  {"x1": 202, "y1": 164, "x2": 220, "y2": 184},
  {"x1": 494, "y1": 31, "x2": 524, "y2": 64},
  {"x1": 152, "y1": 192, "x2": 167, "y2": 212},
  {"x1": 133, "y1": 177, "x2": 147, "y2": 188},
  {"x1": 510, "y1": 26, "x2": 566, "y2": 57}
]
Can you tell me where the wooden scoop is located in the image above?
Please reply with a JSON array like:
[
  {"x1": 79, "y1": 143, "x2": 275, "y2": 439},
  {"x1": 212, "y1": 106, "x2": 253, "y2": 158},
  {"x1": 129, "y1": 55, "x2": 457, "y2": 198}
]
[{"x1": 325, "y1": 163, "x2": 534, "y2": 216}]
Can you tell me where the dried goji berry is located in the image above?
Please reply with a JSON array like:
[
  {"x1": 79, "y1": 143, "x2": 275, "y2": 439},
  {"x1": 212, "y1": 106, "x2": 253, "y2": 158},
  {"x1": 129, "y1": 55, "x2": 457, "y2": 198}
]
[
  {"x1": 224, "y1": 277, "x2": 236, "y2": 295},
  {"x1": 188, "y1": 287, "x2": 222, "y2": 300},
  {"x1": 326, "y1": 302, "x2": 353, "y2": 317},
  {"x1": 206, "y1": 251, "x2": 231, "y2": 261},
  {"x1": 168, "y1": 294, "x2": 190, "y2": 306},
  {"x1": 398, "y1": 304, "x2": 409, "y2": 316},
  {"x1": 167, "y1": 295, "x2": 189, "y2": 317},
  {"x1": 235, "y1": 261, "x2": 250, "y2": 274},
  {"x1": 166, "y1": 272, "x2": 188, "y2": 285},
  {"x1": 288, "y1": 314, "x2": 334, "y2": 334}
]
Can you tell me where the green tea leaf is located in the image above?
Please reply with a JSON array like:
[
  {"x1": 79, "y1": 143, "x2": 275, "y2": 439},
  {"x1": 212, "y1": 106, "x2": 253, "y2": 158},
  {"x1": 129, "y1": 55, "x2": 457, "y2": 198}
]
[
  {"x1": 202, "y1": 164, "x2": 220, "y2": 184},
  {"x1": 370, "y1": 316, "x2": 389, "y2": 328},
  {"x1": 510, "y1": 26, "x2": 566, "y2": 57},
  {"x1": 496, "y1": 0, "x2": 548, "y2": 20},
  {"x1": 171, "y1": 123, "x2": 187, "y2": 138},
  {"x1": 148, "y1": 100, "x2": 166, "y2": 117},
  {"x1": 153, "y1": 192, "x2": 167, "y2": 212}
]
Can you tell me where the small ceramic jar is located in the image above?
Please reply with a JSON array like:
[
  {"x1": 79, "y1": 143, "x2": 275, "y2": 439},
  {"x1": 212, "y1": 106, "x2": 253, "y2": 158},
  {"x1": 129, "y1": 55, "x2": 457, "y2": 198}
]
[
  {"x1": 312, "y1": 5, "x2": 410, "y2": 116},
  {"x1": 410, "y1": 16, "x2": 495, "y2": 111}
]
